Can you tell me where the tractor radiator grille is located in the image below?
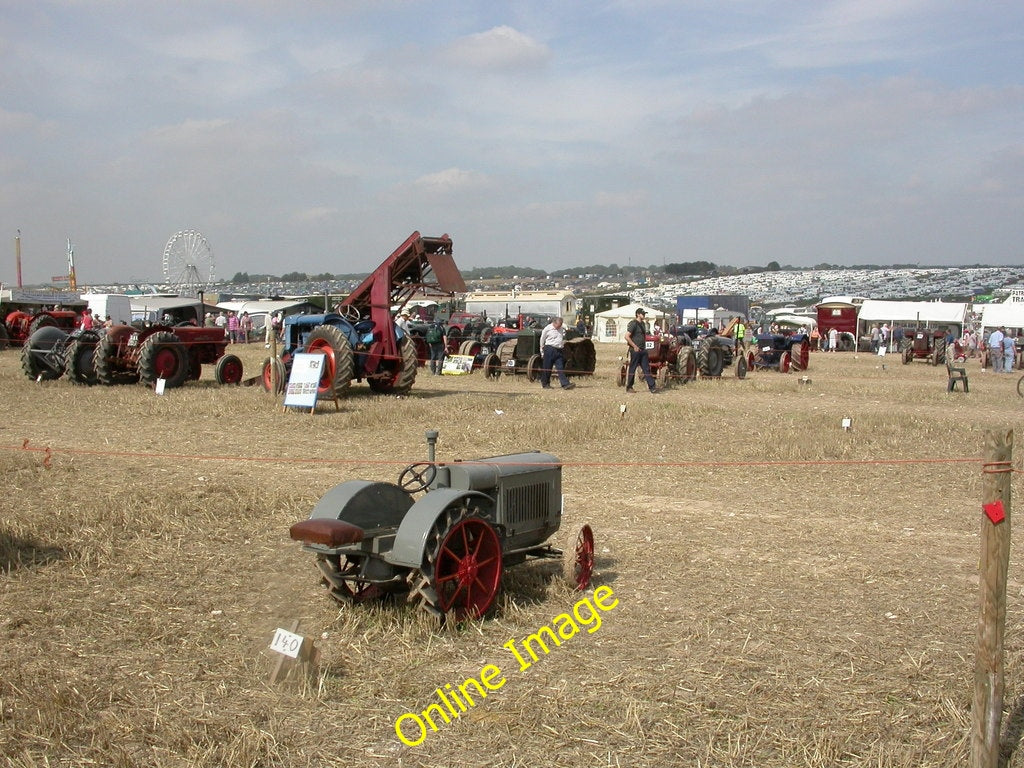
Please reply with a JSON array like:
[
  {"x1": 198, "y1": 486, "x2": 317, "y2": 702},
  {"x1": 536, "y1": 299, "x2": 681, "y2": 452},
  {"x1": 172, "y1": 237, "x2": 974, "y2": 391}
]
[{"x1": 503, "y1": 482, "x2": 550, "y2": 526}]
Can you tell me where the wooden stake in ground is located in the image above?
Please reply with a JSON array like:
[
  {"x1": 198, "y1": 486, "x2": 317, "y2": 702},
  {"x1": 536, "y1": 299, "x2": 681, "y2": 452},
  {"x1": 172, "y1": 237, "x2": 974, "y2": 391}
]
[{"x1": 971, "y1": 428, "x2": 1013, "y2": 768}]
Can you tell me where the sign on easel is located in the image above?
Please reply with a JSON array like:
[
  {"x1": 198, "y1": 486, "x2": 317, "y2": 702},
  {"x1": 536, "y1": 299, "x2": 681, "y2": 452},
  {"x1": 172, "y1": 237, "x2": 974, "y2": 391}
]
[{"x1": 284, "y1": 353, "x2": 326, "y2": 412}]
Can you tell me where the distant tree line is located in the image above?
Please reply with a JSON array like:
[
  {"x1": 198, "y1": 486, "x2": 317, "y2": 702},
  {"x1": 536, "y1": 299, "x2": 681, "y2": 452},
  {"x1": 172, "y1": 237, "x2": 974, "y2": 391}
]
[{"x1": 231, "y1": 271, "x2": 337, "y2": 283}]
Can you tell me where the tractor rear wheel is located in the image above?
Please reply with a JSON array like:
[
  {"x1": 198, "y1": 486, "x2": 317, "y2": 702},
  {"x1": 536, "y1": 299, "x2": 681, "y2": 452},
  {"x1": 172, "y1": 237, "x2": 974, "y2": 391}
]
[
  {"x1": 562, "y1": 523, "x2": 595, "y2": 591},
  {"x1": 790, "y1": 340, "x2": 809, "y2": 372},
  {"x1": 27, "y1": 314, "x2": 58, "y2": 336},
  {"x1": 214, "y1": 354, "x2": 243, "y2": 385},
  {"x1": 305, "y1": 325, "x2": 354, "y2": 396},
  {"x1": 262, "y1": 357, "x2": 286, "y2": 393},
  {"x1": 903, "y1": 347, "x2": 913, "y2": 364},
  {"x1": 678, "y1": 349, "x2": 697, "y2": 383},
  {"x1": 138, "y1": 331, "x2": 190, "y2": 387},
  {"x1": 408, "y1": 502, "x2": 503, "y2": 619},
  {"x1": 697, "y1": 343, "x2": 725, "y2": 377},
  {"x1": 21, "y1": 326, "x2": 68, "y2": 380},
  {"x1": 64, "y1": 330, "x2": 100, "y2": 385},
  {"x1": 368, "y1": 335, "x2": 417, "y2": 394},
  {"x1": 526, "y1": 354, "x2": 542, "y2": 383}
]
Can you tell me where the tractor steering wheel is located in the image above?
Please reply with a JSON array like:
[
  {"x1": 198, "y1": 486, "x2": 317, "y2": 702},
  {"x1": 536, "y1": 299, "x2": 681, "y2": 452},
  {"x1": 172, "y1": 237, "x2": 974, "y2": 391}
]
[
  {"x1": 399, "y1": 462, "x2": 437, "y2": 493},
  {"x1": 339, "y1": 304, "x2": 361, "y2": 323}
]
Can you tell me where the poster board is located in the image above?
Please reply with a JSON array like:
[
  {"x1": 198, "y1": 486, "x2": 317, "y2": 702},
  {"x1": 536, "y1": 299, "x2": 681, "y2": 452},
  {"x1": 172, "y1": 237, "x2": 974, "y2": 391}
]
[
  {"x1": 442, "y1": 354, "x2": 475, "y2": 375},
  {"x1": 283, "y1": 353, "x2": 326, "y2": 411}
]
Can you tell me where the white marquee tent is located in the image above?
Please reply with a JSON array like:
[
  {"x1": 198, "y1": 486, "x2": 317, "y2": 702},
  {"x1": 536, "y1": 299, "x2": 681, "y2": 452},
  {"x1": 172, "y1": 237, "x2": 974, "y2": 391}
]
[
  {"x1": 592, "y1": 303, "x2": 671, "y2": 344},
  {"x1": 856, "y1": 300, "x2": 967, "y2": 333},
  {"x1": 978, "y1": 302, "x2": 1024, "y2": 332}
]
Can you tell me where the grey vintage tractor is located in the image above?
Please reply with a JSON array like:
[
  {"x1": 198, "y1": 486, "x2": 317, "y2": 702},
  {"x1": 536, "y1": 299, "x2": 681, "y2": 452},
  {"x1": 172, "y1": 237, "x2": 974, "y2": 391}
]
[{"x1": 288, "y1": 430, "x2": 596, "y2": 619}]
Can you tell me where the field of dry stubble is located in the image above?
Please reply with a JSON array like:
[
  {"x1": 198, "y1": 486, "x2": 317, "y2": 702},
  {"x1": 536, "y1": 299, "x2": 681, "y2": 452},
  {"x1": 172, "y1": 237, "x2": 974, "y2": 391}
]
[{"x1": 3, "y1": 340, "x2": 1024, "y2": 767}]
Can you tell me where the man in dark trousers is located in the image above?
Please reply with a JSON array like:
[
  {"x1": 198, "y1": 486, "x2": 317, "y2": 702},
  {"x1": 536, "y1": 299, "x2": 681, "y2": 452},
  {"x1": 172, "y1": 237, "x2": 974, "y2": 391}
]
[
  {"x1": 539, "y1": 317, "x2": 575, "y2": 389},
  {"x1": 625, "y1": 308, "x2": 658, "y2": 393}
]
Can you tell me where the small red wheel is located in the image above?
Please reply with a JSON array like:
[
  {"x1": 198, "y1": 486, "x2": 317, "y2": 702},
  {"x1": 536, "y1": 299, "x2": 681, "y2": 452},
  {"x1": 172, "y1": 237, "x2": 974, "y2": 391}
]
[
  {"x1": 778, "y1": 350, "x2": 790, "y2": 373},
  {"x1": 563, "y1": 523, "x2": 595, "y2": 590},
  {"x1": 433, "y1": 516, "x2": 503, "y2": 618}
]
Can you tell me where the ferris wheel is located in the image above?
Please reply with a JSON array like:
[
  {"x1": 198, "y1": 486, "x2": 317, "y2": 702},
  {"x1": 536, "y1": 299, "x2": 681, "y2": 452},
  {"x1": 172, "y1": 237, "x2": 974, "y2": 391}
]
[{"x1": 162, "y1": 230, "x2": 215, "y2": 296}]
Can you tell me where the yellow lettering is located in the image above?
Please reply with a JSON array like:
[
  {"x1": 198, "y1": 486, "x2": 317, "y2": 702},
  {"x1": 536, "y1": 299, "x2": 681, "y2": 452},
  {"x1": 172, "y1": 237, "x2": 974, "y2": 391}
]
[
  {"x1": 593, "y1": 585, "x2": 618, "y2": 611},
  {"x1": 552, "y1": 612, "x2": 580, "y2": 640},
  {"x1": 573, "y1": 597, "x2": 602, "y2": 633},
  {"x1": 523, "y1": 625, "x2": 561, "y2": 661},
  {"x1": 458, "y1": 676, "x2": 487, "y2": 706},
  {"x1": 480, "y1": 664, "x2": 507, "y2": 690},
  {"x1": 421, "y1": 702, "x2": 450, "y2": 731},
  {"x1": 395, "y1": 713, "x2": 427, "y2": 746},
  {"x1": 503, "y1": 638, "x2": 532, "y2": 671}
]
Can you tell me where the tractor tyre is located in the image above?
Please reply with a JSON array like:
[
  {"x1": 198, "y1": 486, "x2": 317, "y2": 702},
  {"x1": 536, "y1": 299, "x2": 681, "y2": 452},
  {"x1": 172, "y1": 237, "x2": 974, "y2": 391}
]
[
  {"x1": 697, "y1": 343, "x2": 724, "y2": 377},
  {"x1": 407, "y1": 501, "x2": 503, "y2": 620},
  {"x1": 678, "y1": 349, "x2": 697, "y2": 383},
  {"x1": 369, "y1": 335, "x2": 418, "y2": 394},
  {"x1": 616, "y1": 364, "x2": 626, "y2": 387},
  {"x1": 933, "y1": 338, "x2": 947, "y2": 365},
  {"x1": 63, "y1": 330, "x2": 100, "y2": 385},
  {"x1": 735, "y1": 355, "x2": 748, "y2": 379},
  {"x1": 482, "y1": 353, "x2": 501, "y2": 379},
  {"x1": 526, "y1": 353, "x2": 543, "y2": 383},
  {"x1": 262, "y1": 357, "x2": 286, "y2": 394},
  {"x1": 94, "y1": 332, "x2": 139, "y2": 385},
  {"x1": 903, "y1": 347, "x2": 913, "y2": 364},
  {"x1": 0, "y1": 323, "x2": 8, "y2": 350},
  {"x1": 21, "y1": 326, "x2": 68, "y2": 380},
  {"x1": 790, "y1": 340, "x2": 809, "y2": 372},
  {"x1": 27, "y1": 314, "x2": 58, "y2": 336},
  {"x1": 656, "y1": 365, "x2": 668, "y2": 389},
  {"x1": 458, "y1": 339, "x2": 473, "y2": 356},
  {"x1": 214, "y1": 354, "x2": 244, "y2": 385},
  {"x1": 305, "y1": 325, "x2": 354, "y2": 396},
  {"x1": 138, "y1": 331, "x2": 190, "y2": 388},
  {"x1": 747, "y1": 350, "x2": 757, "y2": 372},
  {"x1": 778, "y1": 351, "x2": 791, "y2": 373}
]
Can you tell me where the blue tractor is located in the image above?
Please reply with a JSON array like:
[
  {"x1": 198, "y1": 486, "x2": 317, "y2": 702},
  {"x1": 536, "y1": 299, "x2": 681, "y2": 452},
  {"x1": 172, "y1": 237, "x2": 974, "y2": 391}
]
[{"x1": 262, "y1": 232, "x2": 466, "y2": 396}]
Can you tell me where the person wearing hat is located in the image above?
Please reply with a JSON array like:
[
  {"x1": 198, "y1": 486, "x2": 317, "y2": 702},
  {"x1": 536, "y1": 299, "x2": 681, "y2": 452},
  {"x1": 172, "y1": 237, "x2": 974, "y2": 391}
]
[
  {"x1": 624, "y1": 308, "x2": 658, "y2": 393},
  {"x1": 396, "y1": 309, "x2": 411, "y2": 334}
]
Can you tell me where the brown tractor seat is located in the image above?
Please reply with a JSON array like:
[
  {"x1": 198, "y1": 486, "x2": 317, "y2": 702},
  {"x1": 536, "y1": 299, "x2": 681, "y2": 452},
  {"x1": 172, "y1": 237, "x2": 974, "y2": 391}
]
[{"x1": 289, "y1": 518, "x2": 365, "y2": 547}]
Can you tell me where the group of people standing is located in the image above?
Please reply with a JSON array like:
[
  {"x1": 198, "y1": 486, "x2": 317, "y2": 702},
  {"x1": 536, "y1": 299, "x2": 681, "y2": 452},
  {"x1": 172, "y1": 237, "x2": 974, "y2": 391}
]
[{"x1": 984, "y1": 326, "x2": 1019, "y2": 373}]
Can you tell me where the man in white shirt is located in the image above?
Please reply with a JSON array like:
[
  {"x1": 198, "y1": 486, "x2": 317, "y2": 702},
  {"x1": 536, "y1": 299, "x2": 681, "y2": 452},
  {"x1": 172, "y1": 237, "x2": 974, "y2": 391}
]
[
  {"x1": 539, "y1": 317, "x2": 575, "y2": 390},
  {"x1": 988, "y1": 326, "x2": 1005, "y2": 372}
]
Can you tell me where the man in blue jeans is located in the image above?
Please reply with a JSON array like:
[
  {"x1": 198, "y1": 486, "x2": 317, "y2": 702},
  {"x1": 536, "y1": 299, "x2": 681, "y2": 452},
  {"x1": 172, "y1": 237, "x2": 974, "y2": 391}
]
[
  {"x1": 539, "y1": 317, "x2": 575, "y2": 390},
  {"x1": 625, "y1": 308, "x2": 658, "y2": 393}
]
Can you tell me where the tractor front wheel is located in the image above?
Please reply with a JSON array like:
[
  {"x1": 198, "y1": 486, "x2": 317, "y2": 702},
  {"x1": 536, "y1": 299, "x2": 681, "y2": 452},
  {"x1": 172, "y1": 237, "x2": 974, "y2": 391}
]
[
  {"x1": 526, "y1": 354, "x2": 542, "y2": 383},
  {"x1": 262, "y1": 357, "x2": 286, "y2": 394},
  {"x1": 64, "y1": 330, "x2": 100, "y2": 385},
  {"x1": 215, "y1": 354, "x2": 243, "y2": 385},
  {"x1": 778, "y1": 351, "x2": 791, "y2": 373},
  {"x1": 482, "y1": 353, "x2": 501, "y2": 379},
  {"x1": 562, "y1": 523, "x2": 595, "y2": 591},
  {"x1": 138, "y1": 331, "x2": 190, "y2": 387}
]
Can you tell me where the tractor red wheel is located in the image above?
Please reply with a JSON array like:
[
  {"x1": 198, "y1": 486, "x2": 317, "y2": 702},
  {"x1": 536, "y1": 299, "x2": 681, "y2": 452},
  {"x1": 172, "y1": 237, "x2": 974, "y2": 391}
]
[
  {"x1": 326, "y1": 555, "x2": 384, "y2": 604},
  {"x1": 138, "y1": 331, "x2": 190, "y2": 387},
  {"x1": 526, "y1": 354, "x2": 542, "y2": 383},
  {"x1": 305, "y1": 325, "x2": 354, "y2": 396},
  {"x1": 214, "y1": 354, "x2": 243, "y2": 385},
  {"x1": 791, "y1": 340, "x2": 809, "y2": 372},
  {"x1": 432, "y1": 515, "x2": 503, "y2": 618},
  {"x1": 747, "y1": 350, "x2": 756, "y2": 371},
  {"x1": 778, "y1": 350, "x2": 790, "y2": 373},
  {"x1": 563, "y1": 523, "x2": 595, "y2": 591},
  {"x1": 262, "y1": 357, "x2": 286, "y2": 393}
]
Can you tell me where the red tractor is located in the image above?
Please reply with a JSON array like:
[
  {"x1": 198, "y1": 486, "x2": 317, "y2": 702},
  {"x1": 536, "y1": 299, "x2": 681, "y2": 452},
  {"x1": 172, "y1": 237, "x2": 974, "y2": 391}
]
[
  {"x1": 3, "y1": 308, "x2": 80, "y2": 348},
  {"x1": 93, "y1": 324, "x2": 241, "y2": 387},
  {"x1": 901, "y1": 328, "x2": 947, "y2": 365}
]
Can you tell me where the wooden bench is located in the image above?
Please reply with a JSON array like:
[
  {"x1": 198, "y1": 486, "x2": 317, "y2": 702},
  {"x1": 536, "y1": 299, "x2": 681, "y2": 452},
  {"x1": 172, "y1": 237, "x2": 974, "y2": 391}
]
[{"x1": 947, "y1": 361, "x2": 969, "y2": 392}]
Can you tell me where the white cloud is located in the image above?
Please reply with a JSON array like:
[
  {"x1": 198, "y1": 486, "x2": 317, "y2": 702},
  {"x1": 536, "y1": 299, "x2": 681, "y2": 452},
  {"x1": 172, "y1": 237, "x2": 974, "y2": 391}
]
[{"x1": 442, "y1": 26, "x2": 551, "y2": 70}]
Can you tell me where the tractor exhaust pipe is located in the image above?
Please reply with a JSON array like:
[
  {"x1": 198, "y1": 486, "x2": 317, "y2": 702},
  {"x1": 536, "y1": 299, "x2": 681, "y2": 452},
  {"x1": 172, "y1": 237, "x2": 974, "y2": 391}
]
[{"x1": 425, "y1": 430, "x2": 438, "y2": 463}]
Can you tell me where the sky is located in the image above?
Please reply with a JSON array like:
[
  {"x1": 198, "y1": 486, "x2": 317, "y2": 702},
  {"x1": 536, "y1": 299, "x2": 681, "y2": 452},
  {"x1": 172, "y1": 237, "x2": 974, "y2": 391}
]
[{"x1": 1, "y1": 0, "x2": 1022, "y2": 286}]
